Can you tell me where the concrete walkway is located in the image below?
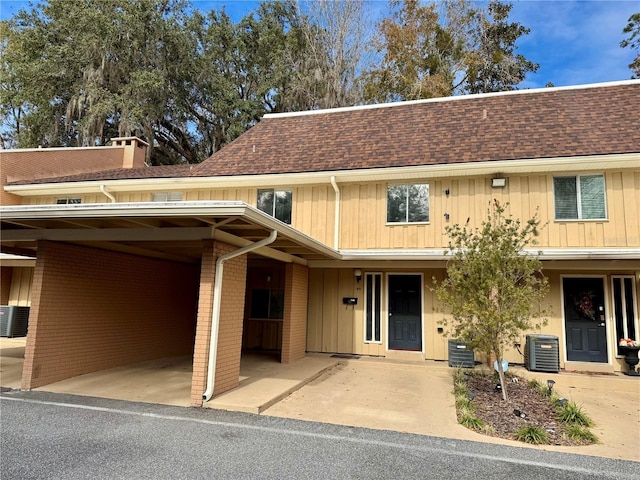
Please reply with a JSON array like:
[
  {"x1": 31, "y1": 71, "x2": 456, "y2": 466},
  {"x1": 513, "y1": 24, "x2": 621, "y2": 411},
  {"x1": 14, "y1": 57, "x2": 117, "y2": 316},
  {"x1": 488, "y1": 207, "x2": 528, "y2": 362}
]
[
  {"x1": 264, "y1": 356, "x2": 640, "y2": 462},
  {"x1": 2, "y1": 337, "x2": 638, "y2": 461}
]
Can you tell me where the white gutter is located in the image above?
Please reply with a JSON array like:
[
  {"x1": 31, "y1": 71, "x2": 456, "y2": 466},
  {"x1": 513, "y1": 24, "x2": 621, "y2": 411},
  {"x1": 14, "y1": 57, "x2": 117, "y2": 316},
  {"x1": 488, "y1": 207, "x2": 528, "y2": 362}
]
[
  {"x1": 100, "y1": 184, "x2": 116, "y2": 203},
  {"x1": 202, "y1": 229, "x2": 278, "y2": 402},
  {"x1": 337, "y1": 248, "x2": 640, "y2": 261},
  {"x1": 330, "y1": 176, "x2": 340, "y2": 250}
]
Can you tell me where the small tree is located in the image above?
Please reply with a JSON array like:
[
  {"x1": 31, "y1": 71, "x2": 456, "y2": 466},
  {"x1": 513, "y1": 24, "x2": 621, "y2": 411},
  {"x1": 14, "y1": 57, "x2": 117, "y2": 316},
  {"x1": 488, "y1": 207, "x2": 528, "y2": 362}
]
[{"x1": 436, "y1": 200, "x2": 549, "y2": 401}]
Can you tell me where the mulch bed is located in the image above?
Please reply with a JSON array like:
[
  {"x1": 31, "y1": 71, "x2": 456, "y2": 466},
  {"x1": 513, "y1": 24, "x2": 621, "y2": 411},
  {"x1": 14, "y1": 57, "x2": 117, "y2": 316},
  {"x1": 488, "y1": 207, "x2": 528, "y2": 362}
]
[{"x1": 462, "y1": 372, "x2": 590, "y2": 446}]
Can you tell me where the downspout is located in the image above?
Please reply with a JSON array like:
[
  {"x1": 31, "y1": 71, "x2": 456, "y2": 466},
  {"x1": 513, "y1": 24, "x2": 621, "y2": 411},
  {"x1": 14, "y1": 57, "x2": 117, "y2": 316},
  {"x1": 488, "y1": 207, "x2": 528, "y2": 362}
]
[
  {"x1": 202, "y1": 229, "x2": 278, "y2": 401},
  {"x1": 100, "y1": 184, "x2": 116, "y2": 203},
  {"x1": 330, "y1": 176, "x2": 340, "y2": 250}
]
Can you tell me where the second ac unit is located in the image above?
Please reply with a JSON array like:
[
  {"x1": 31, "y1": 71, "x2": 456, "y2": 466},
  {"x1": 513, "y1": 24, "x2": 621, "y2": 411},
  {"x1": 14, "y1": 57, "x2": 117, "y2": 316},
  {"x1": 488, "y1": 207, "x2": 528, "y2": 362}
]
[{"x1": 525, "y1": 334, "x2": 559, "y2": 373}]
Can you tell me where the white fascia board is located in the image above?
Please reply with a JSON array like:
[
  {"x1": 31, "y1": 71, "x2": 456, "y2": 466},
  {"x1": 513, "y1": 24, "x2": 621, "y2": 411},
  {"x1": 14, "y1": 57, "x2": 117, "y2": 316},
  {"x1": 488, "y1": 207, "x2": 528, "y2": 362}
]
[
  {"x1": 339, "y1": 249, "x2": 448, "y2": 261},
  {"x1": 339, "y1": 247, "x2": 640, "y2": 261},
  {"x1": 5, "y1": 153, "x2": 638, "y2": 197},
  {"x1": 0, "y1": 201, "x2": 250, "y2": 219},
  {"x1": 530, "y1": 248, "x2": 640, "y2": 260}
]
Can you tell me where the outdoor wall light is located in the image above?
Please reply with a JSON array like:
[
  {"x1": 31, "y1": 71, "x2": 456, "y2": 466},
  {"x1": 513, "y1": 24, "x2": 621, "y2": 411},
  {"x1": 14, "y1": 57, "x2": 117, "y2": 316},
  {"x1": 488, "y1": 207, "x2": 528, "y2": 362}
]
[
  {"x1": 354, "y1": 269, "x2": 362, "y2": 283},
  {"x1": 491, "y1": 177, "x2": 507, "y2": 188},
  {"x1": 444, "y1": 213, "x2": 450, "y2": 221}
]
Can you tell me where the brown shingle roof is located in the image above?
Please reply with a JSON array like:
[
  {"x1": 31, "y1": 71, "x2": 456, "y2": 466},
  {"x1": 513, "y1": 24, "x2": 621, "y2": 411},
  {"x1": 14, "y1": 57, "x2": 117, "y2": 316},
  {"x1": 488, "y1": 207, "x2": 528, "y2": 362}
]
[
  {"x1": 191, "y1": 81, "x2": 640, "y2": 177},
  {"x1": 8, "y1": 164, "x2": 194, "y2": 185},
  {"x1": 7, "y1": 82, "x2": 639, "y2": 186}
]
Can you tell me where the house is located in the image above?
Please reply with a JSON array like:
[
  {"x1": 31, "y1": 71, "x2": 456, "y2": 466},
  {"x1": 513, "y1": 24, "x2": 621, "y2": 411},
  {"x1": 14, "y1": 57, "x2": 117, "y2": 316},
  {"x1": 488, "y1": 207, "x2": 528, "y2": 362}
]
[{"x1": 1, "y1": 80, "x2": 638, "y2": 407}]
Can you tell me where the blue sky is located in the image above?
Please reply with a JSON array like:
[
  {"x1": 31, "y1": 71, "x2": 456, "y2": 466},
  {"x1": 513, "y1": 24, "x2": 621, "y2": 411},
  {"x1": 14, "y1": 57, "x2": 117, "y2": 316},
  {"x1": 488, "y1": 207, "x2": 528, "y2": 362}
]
[{"x1": 1, "y1": 0, "x2": 637, "y2": 88}]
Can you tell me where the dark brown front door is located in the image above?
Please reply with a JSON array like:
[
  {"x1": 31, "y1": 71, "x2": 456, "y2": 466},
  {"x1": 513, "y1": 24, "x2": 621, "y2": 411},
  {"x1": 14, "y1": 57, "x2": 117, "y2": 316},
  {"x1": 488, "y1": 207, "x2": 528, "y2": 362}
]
[{"x1": 563, "y1": 277, "x2": 607, "y2": 363}]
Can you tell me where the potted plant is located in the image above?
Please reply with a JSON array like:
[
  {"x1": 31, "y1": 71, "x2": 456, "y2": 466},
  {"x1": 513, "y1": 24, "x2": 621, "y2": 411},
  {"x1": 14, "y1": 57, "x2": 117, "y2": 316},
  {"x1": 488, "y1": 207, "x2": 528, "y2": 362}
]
[{"x1": 619, "y1": 339, "x2": 640, "y2": 376}]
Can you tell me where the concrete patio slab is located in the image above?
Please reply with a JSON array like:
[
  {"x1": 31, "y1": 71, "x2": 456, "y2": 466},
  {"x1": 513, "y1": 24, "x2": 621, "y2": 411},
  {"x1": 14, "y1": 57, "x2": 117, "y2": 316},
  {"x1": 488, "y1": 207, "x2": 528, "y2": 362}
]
[
  {"x1": 33, "y1": 355, "x2": 194, "y2": 406},
  {"x1": 207, "y1": 353, "x2": 339, "y2": 413},
  {"x1": 0, "y1": 337, "x2": 27, "y2": 389}
]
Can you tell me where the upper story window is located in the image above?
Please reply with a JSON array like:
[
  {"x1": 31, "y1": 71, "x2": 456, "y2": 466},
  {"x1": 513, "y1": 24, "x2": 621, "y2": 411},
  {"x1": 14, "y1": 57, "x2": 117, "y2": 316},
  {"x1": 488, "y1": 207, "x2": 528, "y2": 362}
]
[
  {"x1": 257, "y1": 189, "x2": 292, "y2": 224},
  {"x1": 387, "y1": 183, "x2": 429, "y2": 223},
  {"x1": 151, "y1": 192, "x2": 183, "y2": 202},
  {"x1": 56, "y1": 198, "x2": 81, "y2": 204},
  {"x1": 553, "y1": 175, "x2": 606, "y2": 220}
]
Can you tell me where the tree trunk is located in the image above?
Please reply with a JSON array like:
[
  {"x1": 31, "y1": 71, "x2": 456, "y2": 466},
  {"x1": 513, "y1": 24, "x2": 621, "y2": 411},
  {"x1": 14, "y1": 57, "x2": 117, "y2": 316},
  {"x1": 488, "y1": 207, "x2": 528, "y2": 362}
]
[{"x1": 495, "y1": 349, "x2": 508, "y2": 401}]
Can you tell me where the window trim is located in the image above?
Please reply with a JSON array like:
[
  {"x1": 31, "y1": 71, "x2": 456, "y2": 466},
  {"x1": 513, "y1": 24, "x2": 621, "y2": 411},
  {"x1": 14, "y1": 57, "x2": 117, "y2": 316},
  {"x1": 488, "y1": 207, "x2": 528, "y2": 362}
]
[
  {"x1": 385, "y1": 182, "x2": 430, "y2": 225},
  {"x1": 364, "y1": 272, "x2": 383, "y2": 344},
  {"x1": 151, "y1": 192, "x2": 183, "y2": 202},
  {"x1": 612, "y1": 275, "x2": 638, "y2": 358},
  {"x1": 55, "y1": 198, "x2": 82, "y2": 204},
  {"x1": 553, "y1": 174, "x2": 607, "y2": 221},
  {"x1": 256, "y1": 188, "x2": 293, "y2": 225}
]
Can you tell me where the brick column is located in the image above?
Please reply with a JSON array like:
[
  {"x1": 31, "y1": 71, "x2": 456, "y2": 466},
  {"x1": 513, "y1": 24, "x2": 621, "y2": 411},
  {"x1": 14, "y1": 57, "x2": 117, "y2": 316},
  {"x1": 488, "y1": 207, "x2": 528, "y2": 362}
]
[
  {"x1": 190, "y1": 240, "x2": 248, "y2": 406},
  {"x1": 281, "y1": 263, "x2": 309, "y2": 364},
  {"x1": 190, "y1": 240, "x2": 216, "y2": 407}
]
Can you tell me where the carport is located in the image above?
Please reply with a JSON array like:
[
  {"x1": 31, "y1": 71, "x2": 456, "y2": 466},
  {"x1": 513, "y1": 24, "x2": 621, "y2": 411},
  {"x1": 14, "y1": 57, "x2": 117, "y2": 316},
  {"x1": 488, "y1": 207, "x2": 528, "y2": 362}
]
[{"x1": 0, "y1": 201, "x2": 339, "y2": 407}]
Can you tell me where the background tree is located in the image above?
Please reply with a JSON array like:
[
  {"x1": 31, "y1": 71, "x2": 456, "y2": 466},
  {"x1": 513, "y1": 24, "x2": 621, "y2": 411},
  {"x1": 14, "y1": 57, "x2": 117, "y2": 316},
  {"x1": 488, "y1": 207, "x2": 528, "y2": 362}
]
[
  {"x1": 290, "y1": 0, "x2": 373, "y2": 109},
  {"x1": 184, "y1": 1, "x2": 306, "y2": 159},
  {"x1": 0, "y1": 0, "x2": 196, "y2": 162},
  {"x1": 463, "y1": 1, "x2": 539, "y2": 94},
  {"x1": 621, "y1": 12, "x2": 640, "y2": 78},
  {"x1": 435, "y1": 200, "x2": 549, "y2": 401},
  {"x1": 361, "y1": 0, "x2": 537, "y2": 102}
]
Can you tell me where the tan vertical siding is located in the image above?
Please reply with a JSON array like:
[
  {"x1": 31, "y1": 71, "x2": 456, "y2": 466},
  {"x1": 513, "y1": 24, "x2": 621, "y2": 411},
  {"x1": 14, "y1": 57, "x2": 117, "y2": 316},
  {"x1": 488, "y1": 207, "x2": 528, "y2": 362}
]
[
  {"x1": 1, "y1": 267, "x2": 13, "y2": 305},
  {"x1": 8, "y1": 267, "x2": 33, "y2": 306},
  {"x1": 338, "y1": 170, "x2": 640, "y2": 250}
]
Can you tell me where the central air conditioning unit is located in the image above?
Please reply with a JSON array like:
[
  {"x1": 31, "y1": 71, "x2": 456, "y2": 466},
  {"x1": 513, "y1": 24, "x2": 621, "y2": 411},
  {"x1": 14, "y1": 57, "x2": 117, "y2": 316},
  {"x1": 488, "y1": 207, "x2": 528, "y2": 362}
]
[
  {"x1": 448, "y1": 339, "x2": 475, "y2": 368},
  {"x1": 525, "y1": 334, "x2": 559, "y2": 373},
  {"x1": 0, "y1": 306, "x2": 30, "y2": 338}
]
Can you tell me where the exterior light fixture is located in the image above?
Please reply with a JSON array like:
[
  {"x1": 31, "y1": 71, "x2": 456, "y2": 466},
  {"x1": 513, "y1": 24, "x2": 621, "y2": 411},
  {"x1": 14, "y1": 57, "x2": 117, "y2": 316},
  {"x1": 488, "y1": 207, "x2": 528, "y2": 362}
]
[
  {"x1": 491, "y1": 178, "x2": 507, "y2": 188},
  {"x1": 354, "y1": 269, "x2": 362, "y2": 283}
]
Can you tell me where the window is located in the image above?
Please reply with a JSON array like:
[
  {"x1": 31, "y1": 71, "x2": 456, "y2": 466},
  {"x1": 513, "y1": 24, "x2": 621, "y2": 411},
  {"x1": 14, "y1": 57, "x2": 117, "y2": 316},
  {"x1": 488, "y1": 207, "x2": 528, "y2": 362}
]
[
  {"x1": 387, "y1": 183, "x2": 429, "y2": 223},
  {"x1": 152, "y1": 192, "x2": 183, "y2": 202},
  {"x1": 553, "y1": 175, "x2": 606, "y2": 220},
  {"x1": 56, "y1": 198, "x2": 81, "y2": 204},
  {"x1": 613, "y1": 276, "x2": 637, "y2": 356},
  {"x1": 365, "y1": 273, "x2": 382, "y2": 343},
  {"x1": 250, "y1": 288, "x2": 284, "y2": 319},
  {"x1": 257, "y1": 189, "x2": 292, "y2": 224}
]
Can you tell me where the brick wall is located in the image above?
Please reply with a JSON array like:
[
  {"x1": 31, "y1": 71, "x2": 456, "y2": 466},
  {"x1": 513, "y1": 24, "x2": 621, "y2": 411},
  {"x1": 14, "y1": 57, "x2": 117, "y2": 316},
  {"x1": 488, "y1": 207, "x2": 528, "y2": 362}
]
[
  {"x1": 281, "y1": 263, "x2": 309, "y2": 364},
  {"x1": 22, "y1": 241, "x2": 199, "y2": 390},
  {"x1": 1, "y1": 139, "x2": 146, "y2": 206},
  {"x1": 190, "y1": 240, "x2": 248, "y2": 406}
]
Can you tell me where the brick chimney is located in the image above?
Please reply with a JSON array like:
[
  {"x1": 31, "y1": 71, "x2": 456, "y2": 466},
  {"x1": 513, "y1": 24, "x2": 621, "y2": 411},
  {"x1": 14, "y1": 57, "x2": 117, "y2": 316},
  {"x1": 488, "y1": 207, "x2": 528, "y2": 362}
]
[{"x1": 110, "y1": 137, "x2": 149, "y2": 168}]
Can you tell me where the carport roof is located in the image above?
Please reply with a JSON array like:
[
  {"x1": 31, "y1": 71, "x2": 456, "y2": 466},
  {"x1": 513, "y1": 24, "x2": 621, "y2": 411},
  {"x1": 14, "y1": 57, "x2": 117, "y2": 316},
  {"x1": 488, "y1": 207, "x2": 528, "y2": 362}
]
[{"x1": 0, "y1": 201, "x2": 340, "y2": 265}]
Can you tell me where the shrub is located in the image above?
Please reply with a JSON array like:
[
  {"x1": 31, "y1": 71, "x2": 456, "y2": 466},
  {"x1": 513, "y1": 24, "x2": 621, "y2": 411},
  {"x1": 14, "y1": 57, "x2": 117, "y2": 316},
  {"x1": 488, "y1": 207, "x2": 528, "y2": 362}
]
[
  {"x1": 455, "y1": 396, "x2": 474, "y2": 411},
  {"x1": 515, "y1": 425, "x2": 550, "y2": 444},
  {"x1": 460, "y1": 414, "x2": 485, "y2": 430},
  {"x1": 564, "y1": 425, "x2": 598, "y2": 444},
  {"x1": 558, "y1": 401, "x2": 594, "y2": 427}
]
